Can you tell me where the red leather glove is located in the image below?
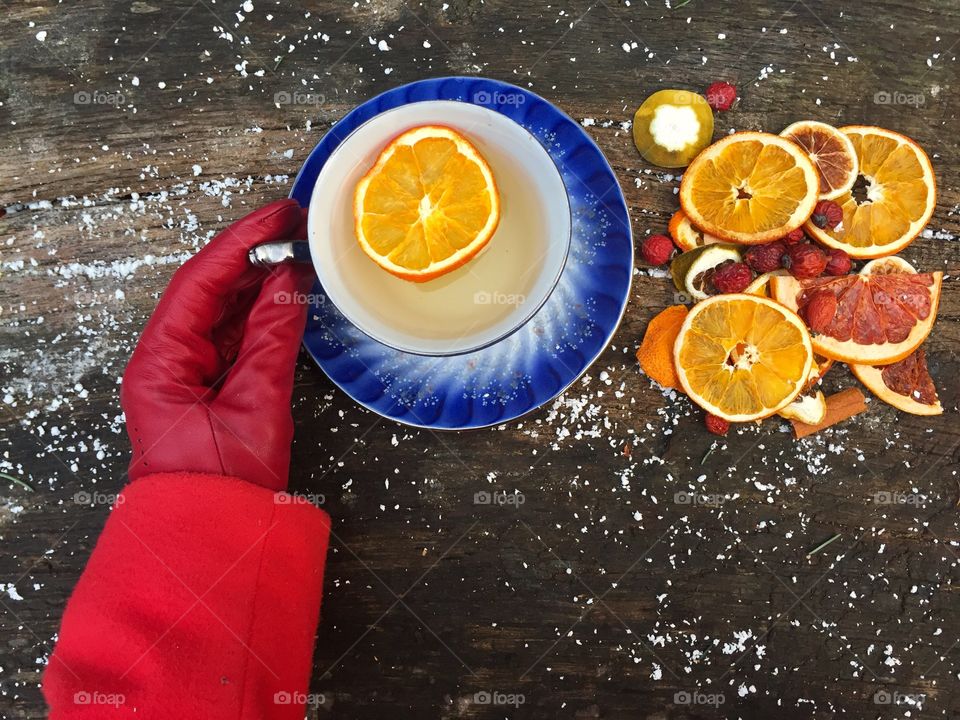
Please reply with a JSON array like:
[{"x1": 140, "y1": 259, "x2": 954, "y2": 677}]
[{"x1": 121, "y1": 199, "x2": 313, "y2": 491}]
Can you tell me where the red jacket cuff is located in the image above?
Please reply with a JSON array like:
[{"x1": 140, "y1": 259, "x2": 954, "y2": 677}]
[{"x1": 43, "y1": 473, "x2": 330, "y2": 720}]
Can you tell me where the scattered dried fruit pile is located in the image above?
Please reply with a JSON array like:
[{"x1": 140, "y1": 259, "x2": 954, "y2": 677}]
[{"x1": 635, "y1": 87, "x2": 943, "y2": 434}]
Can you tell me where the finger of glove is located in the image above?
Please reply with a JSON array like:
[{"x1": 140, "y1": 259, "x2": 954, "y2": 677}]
[
  {"x1": 158, "y1": 199, "x2": 302, "y2": 334},
  {"x1": 217, "y1": 263, "x2": 313, "y2": 411},
  {"x1": 131, "y1": 200, "x2": 301, "y2": 389}
]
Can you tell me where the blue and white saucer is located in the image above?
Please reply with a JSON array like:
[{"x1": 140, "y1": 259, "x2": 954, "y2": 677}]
[{"x1": 290, "y1": 77, "x2": 633, "y2": 430}]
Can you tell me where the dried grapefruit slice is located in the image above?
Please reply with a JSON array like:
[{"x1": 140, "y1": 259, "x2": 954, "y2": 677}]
[
  {"x1": 668, "y1": 210, "x2": 722, "y2": 251},
  {"x1": 850, "y1": 347, "x2": 942, "y2": 416},
  {"x1": 353, "y1": 125, "x2": 500, "y2": 282},
  {"x1": 780, "y1": 120, "x2": 858, "y2": 200},
  {"x1": 679, "y1": 132, "x2": 820, "y2": 245},
  {"x1": 803, "y1": 126, "x2": 936, "y2": 258},
  {"x1": 674, "y1": 294, "x2": 813, "y2": 422},
  {"x1": 769, "y1": 271, "x2": 942, "y2": 364}
]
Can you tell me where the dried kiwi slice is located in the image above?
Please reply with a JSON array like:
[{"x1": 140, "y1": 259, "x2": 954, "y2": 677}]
[
  {"x1": 670, "y1": 244, "x2": 742, "y2": 301},
  {"x1": 633, "y1": 90, "x2": 714, "y2": 168}
]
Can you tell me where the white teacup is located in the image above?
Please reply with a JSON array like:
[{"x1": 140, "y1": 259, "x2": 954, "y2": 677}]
[{"x1": 307, "y1": 100, "x2": 571, "y2": 356}]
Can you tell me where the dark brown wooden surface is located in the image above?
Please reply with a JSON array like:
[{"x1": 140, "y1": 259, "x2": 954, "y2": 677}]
[{"x1": 1, "y1": 1, "x2": 959, "y2": 718}]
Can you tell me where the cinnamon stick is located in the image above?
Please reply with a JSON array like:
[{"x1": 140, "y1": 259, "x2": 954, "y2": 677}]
[{"x1": 791, "y1": 388, "x2": 868, "y2": 439}]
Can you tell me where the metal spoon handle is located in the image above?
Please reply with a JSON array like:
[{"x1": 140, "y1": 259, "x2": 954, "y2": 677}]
[{"x1": 247, "y1": 240, "x2": 313, "y2": 267}]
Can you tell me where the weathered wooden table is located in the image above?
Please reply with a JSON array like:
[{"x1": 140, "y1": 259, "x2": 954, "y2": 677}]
[{"x1": 1, "y1": 1, "x2": 958, "y2": 718}]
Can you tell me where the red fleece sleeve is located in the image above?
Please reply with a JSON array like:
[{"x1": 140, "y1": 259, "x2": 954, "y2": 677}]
[{"x1": 43, "y1": 473, "x2": 330, "y2": 720}]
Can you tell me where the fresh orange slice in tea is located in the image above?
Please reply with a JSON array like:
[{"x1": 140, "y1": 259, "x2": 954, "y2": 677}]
[
  {"x1": 679, "y1": 132, "x2": 820, "y2": 245},
  {"x1": 353, "y1": 125, "x2": 500, "y2": 282},
  {"x1": 803, "y1": 126, "x2": 936, "y2": 258},
  {"x1": 673, "y1": 294, "x2": 813, "y2": 422},
  {"x1": 779, "y1": 120, "x2": 858, "y2": 200}
]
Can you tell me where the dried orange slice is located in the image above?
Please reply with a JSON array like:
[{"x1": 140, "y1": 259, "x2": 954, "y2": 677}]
[
  {"x1": 636, "y1": 305, "x2": 689, "y2": 389},
  {"x1": 679, "y1": 132, "x2": 820, "y2": 245},
  {"x1": 780, "y1": 120, "x2": 858, "y2": 200},
  {"x1": 353, "y1": 125, "x2": 500, "y2": 282},
  {"x1": 668, "y1": 210, "x2": 722, "y2": 252},
  {"x1": 803, "y1": 126, "x2": 936, "y2": 258},
  {"x1": 769, "y1": 271, "x2": 942, "y2": 364},
  {"x1": 744, "y1": 269, "x2": 789, "y2": 297},
  {"x1": 674, "y1": 294, "x2": 813, "y2": 422},
  {"x1": 850, "y1": 347, "x2": 942, "y2": 416}
]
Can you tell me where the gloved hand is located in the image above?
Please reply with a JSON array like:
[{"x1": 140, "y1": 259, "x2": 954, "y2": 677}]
[{"x1": 121, "y1": 199, "x2": 313, "y2": 491}]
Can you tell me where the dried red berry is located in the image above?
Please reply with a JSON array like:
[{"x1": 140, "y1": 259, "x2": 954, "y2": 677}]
[
  {"x1": 783, "y1": 243, "x2": 828, "y2": 279},
  {"x1": 705, "y1": 413, "x2": 730, "y2": 436},
  {"x1": 744, "y1": 241, "x2": 786, "y2": 274},
  {"x1": 783, "y1": 228, "x2": 806, "y2": 245},
  {"x1": 810, "y1": 200, "x2": 843, "y2": 229},
  {"x1": 824, "y1": 248, "x2": 852, "y2": 276},
  {"x1": 803, "y1": 292, "x2": 838, "y2": 334},
  {"x1": 641, "y1": 233, "x2": 676, "y2": 266},
  {"x1": 705, "y1": 82, "x2": 737, "y2": 111},
  {"x1": 711, "y1": 261, "x2": 754, "y2": 293}
]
